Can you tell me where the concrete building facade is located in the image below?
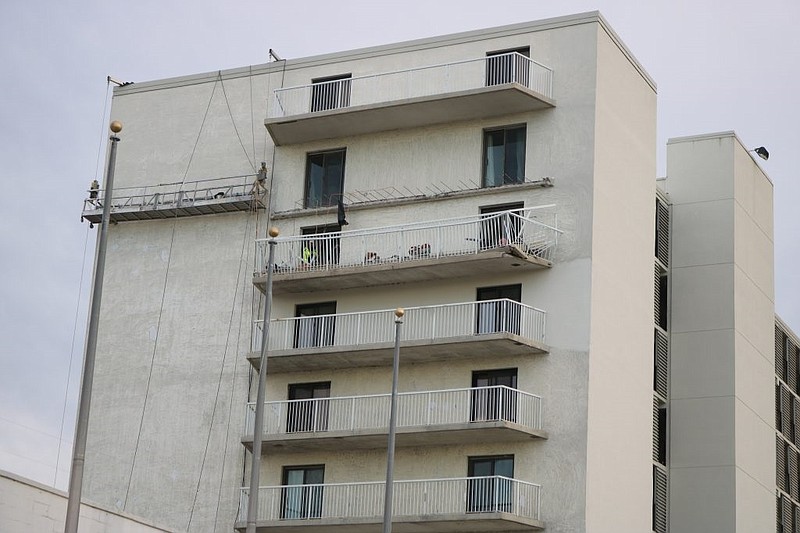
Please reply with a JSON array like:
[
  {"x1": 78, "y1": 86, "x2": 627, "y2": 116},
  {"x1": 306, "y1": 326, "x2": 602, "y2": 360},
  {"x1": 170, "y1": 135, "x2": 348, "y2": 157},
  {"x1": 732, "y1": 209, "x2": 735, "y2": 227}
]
[{"x1": 77, "y1": 11, "x2": 787, "y2": 533}]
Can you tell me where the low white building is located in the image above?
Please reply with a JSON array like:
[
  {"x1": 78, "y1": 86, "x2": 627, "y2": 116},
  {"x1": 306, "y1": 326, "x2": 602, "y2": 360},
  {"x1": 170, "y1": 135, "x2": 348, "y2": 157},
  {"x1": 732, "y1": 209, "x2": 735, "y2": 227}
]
[{"x1": 0, "y1": 470, "x2": 176, "y2": 533}]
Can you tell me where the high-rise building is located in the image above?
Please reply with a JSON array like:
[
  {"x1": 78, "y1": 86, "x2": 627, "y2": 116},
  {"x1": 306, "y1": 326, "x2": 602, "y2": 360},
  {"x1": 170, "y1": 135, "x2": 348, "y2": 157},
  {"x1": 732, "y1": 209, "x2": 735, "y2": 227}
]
[{"x1": 78, "y1": 11, "x2": 789, "y2": 533}]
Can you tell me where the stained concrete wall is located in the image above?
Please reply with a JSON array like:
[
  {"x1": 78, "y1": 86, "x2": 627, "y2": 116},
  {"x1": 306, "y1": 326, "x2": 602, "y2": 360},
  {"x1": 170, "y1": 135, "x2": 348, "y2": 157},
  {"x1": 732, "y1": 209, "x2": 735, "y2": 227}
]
[
  {"x1": 666, "y1": 132, "x2": 775, "y2": 532},
  {"x1": 0, "y1": 470, "x2": 176, "y2": 533}
]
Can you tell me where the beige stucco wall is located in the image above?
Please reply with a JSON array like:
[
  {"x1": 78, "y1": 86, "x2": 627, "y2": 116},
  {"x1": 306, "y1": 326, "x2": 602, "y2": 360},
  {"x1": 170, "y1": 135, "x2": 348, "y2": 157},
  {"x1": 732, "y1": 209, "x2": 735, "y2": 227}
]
[
  {"x1": 583, "y1": 20, "x2": 657, "y2": 533},
  {"x1": 666, "y1": 132, "x2": 775, "y2": 532},
  {"x1": 0, "y1": 470, "x2": 177, "y2": 533}
]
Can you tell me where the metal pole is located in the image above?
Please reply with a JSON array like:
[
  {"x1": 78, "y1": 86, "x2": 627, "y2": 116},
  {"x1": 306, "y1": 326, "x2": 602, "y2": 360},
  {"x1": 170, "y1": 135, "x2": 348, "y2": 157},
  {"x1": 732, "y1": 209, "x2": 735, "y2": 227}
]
[
  {"x1": 246, "y1": 228, "x2": 279, "y2": 533},
  {"x1": 382, "y1": 308, "x2": 404, "y2": 533},
  {"x1": 65, "y1": 121, "x2": 123, "y2": 533}
]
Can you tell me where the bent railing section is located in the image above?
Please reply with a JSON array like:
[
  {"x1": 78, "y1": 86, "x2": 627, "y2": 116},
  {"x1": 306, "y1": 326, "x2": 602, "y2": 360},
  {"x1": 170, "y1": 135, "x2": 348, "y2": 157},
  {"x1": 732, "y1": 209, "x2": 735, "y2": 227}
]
[{"x1": 255, "y1": 207, "x2": 560, "y2": 276}]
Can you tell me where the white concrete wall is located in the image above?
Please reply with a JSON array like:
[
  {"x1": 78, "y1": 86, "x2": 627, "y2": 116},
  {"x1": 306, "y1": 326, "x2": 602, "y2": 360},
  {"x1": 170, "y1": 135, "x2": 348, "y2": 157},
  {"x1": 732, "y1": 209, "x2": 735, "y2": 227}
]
[
  {"x1": 666, "y1": 132, "x2": 775, "y2": 532},
  {"x1": 0, "y1": 470, "x2": 176, "y2": 533},
  {"x1": 583, "y1": 20, "x2": 657, "y2": 533},
  {"x1": 86, "y1": 12, "x2": 659, "y2": 533}
]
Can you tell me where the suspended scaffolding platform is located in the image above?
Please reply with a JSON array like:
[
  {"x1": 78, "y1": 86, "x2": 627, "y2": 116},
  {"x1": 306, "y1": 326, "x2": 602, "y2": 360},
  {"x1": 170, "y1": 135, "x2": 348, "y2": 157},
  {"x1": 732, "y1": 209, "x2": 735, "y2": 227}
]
[{"x1": 81, "y1": 174, "x2": 266, "y2": 224}]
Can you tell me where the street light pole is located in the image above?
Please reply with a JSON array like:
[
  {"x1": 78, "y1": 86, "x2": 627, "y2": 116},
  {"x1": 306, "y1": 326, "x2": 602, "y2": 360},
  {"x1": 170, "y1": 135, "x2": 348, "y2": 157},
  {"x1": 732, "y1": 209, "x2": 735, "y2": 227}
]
[
  {"x1": 382, "y1": 308, "x2": 404, "y2": 533},
  {"x1": 246, "y1": 228, "x2": 279, "y2": 533},
  {"x1": 65, "y1": 121, "x2": 123, "y2": 533}
]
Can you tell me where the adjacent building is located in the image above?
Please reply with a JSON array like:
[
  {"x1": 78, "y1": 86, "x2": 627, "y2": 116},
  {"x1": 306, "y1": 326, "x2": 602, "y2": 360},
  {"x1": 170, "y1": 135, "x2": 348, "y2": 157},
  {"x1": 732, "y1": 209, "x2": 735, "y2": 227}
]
[{"x1": 78, "y1": 11, "x2": 789, "y2": 533}]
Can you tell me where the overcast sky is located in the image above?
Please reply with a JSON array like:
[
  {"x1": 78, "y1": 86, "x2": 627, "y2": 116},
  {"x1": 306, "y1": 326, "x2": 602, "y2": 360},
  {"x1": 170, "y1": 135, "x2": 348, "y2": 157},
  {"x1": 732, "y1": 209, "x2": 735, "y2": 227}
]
[{"x1": 1, "y1": 0, "x2": 798, "y2": 490}]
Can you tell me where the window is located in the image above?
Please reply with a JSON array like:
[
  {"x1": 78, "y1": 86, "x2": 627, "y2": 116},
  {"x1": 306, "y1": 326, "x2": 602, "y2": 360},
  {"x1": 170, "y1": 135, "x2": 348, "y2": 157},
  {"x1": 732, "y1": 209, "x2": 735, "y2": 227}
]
[
  {"x1": 476, "y1": 284, "x2": 522, "y2": 335},
  {"x1": 483, "y1": 126, "x2": 526, "y2": 187},
  {"x1": 311, "y1": 74, "x2": 351, "y2": 112},
  {"x1": 479, "y1": 203, "x2": 524, "y2": 250},
  {"x1": 486, "y1": 47, "x2": 530, "y2": 86},
  {"x1": 305, "y1": 149, "x2": 345, "y2": 208},
  {"x1": 294, "y1": 301, "x2": 337, "y2": 349},
  {"x1": 300, "y1": 224, "x2": 341, "y2": 268},
  {"x1": 471, "y1": 368, "x2": 518, "y2": 423},
  {"x1": 467, "y1": 455, "x2": 514, "y2": 513},
  {"x1": 281, "y1": 465, "x2": 324, "y2": 519},
  {"x1": 287, "y1": 382, "x2": 331, "y2": 433}
]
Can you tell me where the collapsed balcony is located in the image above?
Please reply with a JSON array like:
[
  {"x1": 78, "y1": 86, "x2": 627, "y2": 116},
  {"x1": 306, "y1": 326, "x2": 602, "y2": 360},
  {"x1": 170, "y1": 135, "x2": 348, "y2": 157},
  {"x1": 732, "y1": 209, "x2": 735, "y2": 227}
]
[
  {"x1": 242, "y1": 385, "x2": 546, "y2": 452},
  {"x1": 253, "y1": 207, "x2": 560, "y2": 294},
  {"x1": 80, "y1": 174, "x2": 265, "y2": 223},
  {"x1": 236, "y1": 476, "x2": 544, "y2": 532},
  {"x1": 265, "y1": 52, "x2": 555, "y2": 145},
  {"x1": 248, "y1": 299, "x2": 548, "y2": 372}
]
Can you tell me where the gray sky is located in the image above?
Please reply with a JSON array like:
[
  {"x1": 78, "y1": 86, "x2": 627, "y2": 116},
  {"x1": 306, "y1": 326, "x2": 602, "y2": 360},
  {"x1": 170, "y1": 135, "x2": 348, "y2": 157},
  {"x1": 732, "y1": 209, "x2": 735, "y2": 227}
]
[{"x1": 1, "y1": 0, "x2": 798, "y2": 490}]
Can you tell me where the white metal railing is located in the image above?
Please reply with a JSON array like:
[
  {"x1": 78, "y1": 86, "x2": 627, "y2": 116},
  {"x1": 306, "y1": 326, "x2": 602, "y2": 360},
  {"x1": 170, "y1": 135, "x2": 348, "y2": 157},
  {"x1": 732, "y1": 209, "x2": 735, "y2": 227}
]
[
  {"x1": 81, "y1": 174, "x2": 261, "y2": 214},
  {"x1": 255, "y1": 206, "x2": 560, "y2": 276},
  {"x1": 244, "y1": 385, "x2": 542, "y2": 437},
  {"x1": 270, "y1": 52, "x2": 553, "y2": 118},
  {"x1": 252, "y1": 298, "x2": 545, "y2": 353},
  {"x1": 239, "y1": 476, "x2": 541, "y2": 523}
]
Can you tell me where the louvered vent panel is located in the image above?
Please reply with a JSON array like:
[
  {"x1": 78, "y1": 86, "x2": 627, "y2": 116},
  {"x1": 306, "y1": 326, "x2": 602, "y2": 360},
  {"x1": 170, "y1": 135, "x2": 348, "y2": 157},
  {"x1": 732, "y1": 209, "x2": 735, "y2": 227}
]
[
  {"x1": 779, "y1": 436, "x2": 787, "y2": 492},
  {"x1": 779, "y1": 384, "x2": 785, "y2": 432},
  {"x1": 793, "y1": 343, "x2": 800, "y2": 395},
  {"x1": 778, "y1": 495, "x2": 782, "y2": 533},
  {"x1": 653, "y1": 466, "x2": 667, "y2": 533},
  {"x1": 790, "y1": 350, "x2": 798, "y2": 397},
  {"x1": 794, "y1": 397, "x2": 800, "y2": 447},
  {"x1": 783, "y1": 494, "x2": 794, "y2": 533},
  {"x1": 794, "y1": 503, "x2": 800, "y2": 533},
  {"x1": 785, "y1": 388, "x2": 794, "y2": 441},
  {"x1": 654, "y1": 329, "x2": 669, "y2": 398},
  {"x1": 652, "y1": 397, "x2": 659, "y2": 462},
  {"x1": 791, "y1": 449, "x2": 799, "y2": 501},
  {"x1": 654, "y1": 266, "x2": 660, "y2": 326},
  {"x1": 656, "y1": 199, "x2": 670, "y2": 267},
  {"x1": 779, "y1": 325, "x2": 787, "y2": 381}
]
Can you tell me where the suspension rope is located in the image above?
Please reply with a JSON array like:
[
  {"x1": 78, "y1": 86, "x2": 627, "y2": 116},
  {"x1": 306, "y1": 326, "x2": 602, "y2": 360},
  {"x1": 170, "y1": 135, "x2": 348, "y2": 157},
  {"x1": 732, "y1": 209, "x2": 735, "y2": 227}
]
[
  {"x1": 220, "y1": 74, "x2": 255, "y2": 171},
  {"x1": 187, "y1": 212, "x2": 252, "y2": 530},
  {"x1": 215, "y1": 216, "x2": 256, "y2": 531},
  {"x1": 54, "y1": 224, "x2": 92, "y2": 487},
  {"x1": 250, "y1": 65, "x2": 256, "y2": 169},
  {"x1": 123, "y1": 76, "x2": 221, "y2": 509},
  {"x1": 182, "y1": 75, "x2": 220, "y2": 181},
  {"x1": 56, "y1": 78, "x2": 112, "y2": 487}
]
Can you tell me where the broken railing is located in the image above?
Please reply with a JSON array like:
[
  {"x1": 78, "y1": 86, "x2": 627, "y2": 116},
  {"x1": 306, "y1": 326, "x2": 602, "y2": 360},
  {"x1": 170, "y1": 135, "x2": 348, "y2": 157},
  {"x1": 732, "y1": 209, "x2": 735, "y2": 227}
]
[{"x1": 254, "y1": 206, "x2": 560, "y2": 276}]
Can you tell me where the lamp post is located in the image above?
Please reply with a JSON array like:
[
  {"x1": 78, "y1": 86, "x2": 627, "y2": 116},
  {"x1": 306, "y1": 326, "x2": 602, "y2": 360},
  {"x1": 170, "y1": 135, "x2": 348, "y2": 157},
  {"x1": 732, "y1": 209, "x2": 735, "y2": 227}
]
[
  {"x1": 246, "y1": 227, "x2": 280, "y2": 533},
  {"x1": 65, "y1": 121, "x2": 123, "y2": 533},
  {"x1": 382, "y1": 308, "x2": 404, "y2": 533}
]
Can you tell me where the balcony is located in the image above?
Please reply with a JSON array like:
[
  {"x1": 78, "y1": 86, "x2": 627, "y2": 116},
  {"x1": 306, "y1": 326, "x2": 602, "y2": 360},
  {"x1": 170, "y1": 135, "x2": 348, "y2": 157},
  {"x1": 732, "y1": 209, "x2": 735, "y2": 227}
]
[
  {"x1": 254, "y1": 207, "x2": 560, "y2": 294},
  {"x1": 242, "y1": 385, "x2": 545, "y2": 452},
  {"x1": 249, "y1": 299, "x2": 547, "y2": 372},
  {"x1": 80, "y1": 175, "x2": 265, "y2": 224},
  {"x1": 265, "y1": 52, "x2": 555, "y2": 145},
  {"x1": 236, "y1": 476, "x2": 544, "y2": 532}
]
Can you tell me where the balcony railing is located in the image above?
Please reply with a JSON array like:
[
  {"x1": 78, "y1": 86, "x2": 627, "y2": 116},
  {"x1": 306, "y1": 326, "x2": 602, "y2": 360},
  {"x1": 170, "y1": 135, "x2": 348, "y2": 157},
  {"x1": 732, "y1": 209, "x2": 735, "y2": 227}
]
[
  {"x1": 239, "y1": 476, "x2": 542, "y2": 529},
  {"x1": 253, "y1": 298, "x2": 545, "y2": 354},
  {"x1": 270, "y1": 52, "x2": 553, "y2": 119},
  {"x1": 245, "y1": 385, "x2": 542, "y2": 438},
  {"x1": 255, "y1": 207, "x2": 559, "y2": 280},
  {"x1": 81, "y1": 174, "x2": 265, "y2": 223}
]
